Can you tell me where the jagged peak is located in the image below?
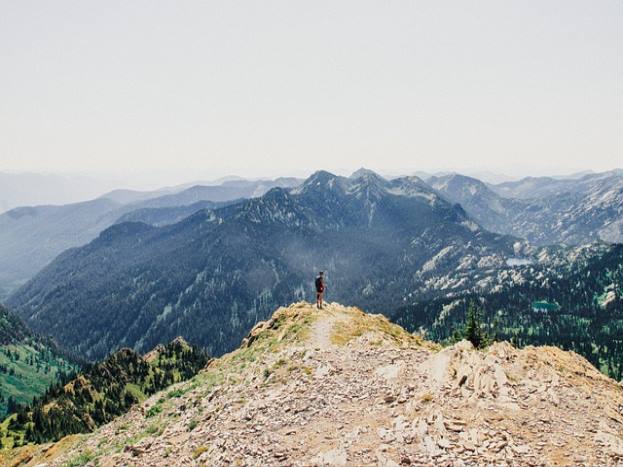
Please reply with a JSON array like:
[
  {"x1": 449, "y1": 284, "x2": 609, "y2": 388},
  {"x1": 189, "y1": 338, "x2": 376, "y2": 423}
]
[
  {"x1": 346, "y1": 172, "x2": 390, "y2": 202},
  {"x1": 348, "y1": 168, "x2": 388, "y2": 188}
]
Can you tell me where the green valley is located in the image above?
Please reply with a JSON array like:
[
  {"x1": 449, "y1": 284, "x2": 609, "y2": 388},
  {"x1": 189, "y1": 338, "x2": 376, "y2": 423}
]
[
  {"x1": 0, "y1": 305, "x2": 76, "y2": 419},
  {"x1": 0, "y1": 337, "x2": 208, "y2": 449}
]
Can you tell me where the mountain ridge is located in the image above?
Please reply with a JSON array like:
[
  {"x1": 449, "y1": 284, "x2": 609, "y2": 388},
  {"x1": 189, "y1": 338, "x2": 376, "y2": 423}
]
[
  {"x1": 0, "y1": 337, "x2": 207, "y2": 449},
  {"x1": 5, "y1": 302, "x2": 623, "y2": 466}
]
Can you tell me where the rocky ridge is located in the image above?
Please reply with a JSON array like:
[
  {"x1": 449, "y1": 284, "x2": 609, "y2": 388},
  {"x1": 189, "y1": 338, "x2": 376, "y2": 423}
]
[
  {"x1": 431, "y1": 171, "x2": 623, "y2": 245},
  {"x1": 5, "y1": 302, "x2": 623, "y2": 466}
]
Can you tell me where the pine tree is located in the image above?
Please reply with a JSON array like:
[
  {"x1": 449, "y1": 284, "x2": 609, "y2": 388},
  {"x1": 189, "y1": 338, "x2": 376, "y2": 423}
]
[
  {"x1": 6, "y1": 397, "x2": 17, "y2": 415},
  {"x1": 463, "y1": 301, "x2": 490, "y2": 349}
]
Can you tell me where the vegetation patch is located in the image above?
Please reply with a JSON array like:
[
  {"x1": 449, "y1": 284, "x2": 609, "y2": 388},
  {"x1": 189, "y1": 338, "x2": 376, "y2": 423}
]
[
  {"x1": 217, "y1": 304, "x2": 319, "y2": 379},
  {"x1": 0, "y1": 342, "x2": 77, "y2": 420},
  {"x1": 331, "y1": 308, "x2": 429, "y2": 348},
  {"x1": 187, "y1": 419, "x2": 198, "y2": 431},
  {"x1": 145, "y1": 422, "x2": 163, "y2": 435},
  {"x1": 192, "y1": 445, "x2": 209, "y2": 459},
  {"x1": 62, "y1": 450, "x2": 95, "y2": 467},
  {"x1": 2, "y1": 338, "x2": 207, "y2": 445},
  {"x1": 0, "y1": 304, "x2": 78, "y2": 421},
  {"x1": 146, "y1": 404, "x2": 163, "y2": 418},
  {"x1": 167, "y1": 388, "x2": 186, "y2": 398}
]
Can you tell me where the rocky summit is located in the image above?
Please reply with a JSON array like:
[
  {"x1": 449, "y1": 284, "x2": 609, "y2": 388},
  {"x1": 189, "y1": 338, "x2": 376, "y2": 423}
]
[{"x1": 6, "y1": 303, "x2": 623, "y2": 466}]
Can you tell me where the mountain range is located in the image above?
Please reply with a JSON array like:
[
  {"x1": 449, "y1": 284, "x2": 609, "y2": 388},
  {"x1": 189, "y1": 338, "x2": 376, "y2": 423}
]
[
  {"x1": 2, "y1": 168, "x2": 623, "y2": 367},
  {"x1": 429, "y1": 170, "x2": 623, "y2": 245},
  {"x1": 3, "y1": 169, "x2": 622, "y2": 302},
  {"x1": 7, "y1": 170, "x2": 518, "y2": 360},
  {"x1": 0, "y1": 173, "x2": 134, "y2": 215}
]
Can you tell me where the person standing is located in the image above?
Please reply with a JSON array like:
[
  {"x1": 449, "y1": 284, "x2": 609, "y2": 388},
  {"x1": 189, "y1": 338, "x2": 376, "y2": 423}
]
[{"x1": 315, "y1": 272, "x2": 325, "y2": 309}]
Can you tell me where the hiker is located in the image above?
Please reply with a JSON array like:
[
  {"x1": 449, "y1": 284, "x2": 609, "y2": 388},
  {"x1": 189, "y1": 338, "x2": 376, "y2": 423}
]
[{"x1": 315, "y1": 271, "x2": 325, "y2": 309}]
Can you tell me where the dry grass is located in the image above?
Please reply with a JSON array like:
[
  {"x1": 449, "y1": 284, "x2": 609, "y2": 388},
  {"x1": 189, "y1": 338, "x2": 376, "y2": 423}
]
[
  {"x1": 192, "y1": 445, "x2": 209, "y2": 459},
  {"x1": 329, "y1": 307, "x2": 432, "y2": 349},
  {"x1": 1, "y1": 435, "x2": 84, "y2": 467}
]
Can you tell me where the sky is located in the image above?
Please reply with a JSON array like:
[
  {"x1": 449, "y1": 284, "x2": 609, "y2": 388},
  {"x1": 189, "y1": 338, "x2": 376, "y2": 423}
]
[{"x1": 1, "y1": 0, "x2": 622, "y2": 185}]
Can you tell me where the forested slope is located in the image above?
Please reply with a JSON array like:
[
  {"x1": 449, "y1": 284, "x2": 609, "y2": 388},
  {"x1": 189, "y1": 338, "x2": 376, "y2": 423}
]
[{"x1": 393, "y1": 244, "x2": 623, "y2": 379}]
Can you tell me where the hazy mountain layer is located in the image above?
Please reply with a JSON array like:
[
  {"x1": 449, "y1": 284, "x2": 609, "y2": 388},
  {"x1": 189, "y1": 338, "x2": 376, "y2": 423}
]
[
  {"x1": 0, "y1": 173, "x2": 125, "y2": 215},
  {"x1": 130, "y1": 178, "x2": 302, "y2": 209},
  {"x1": 490, "y1": 170, "x2": 623, "y2": 199},
  {"x1": 0, "y1": 178, "x2": 300, "y2": 299},
  {"x1": 113, "y1": 200, "x2": 233, "y2": 226}
]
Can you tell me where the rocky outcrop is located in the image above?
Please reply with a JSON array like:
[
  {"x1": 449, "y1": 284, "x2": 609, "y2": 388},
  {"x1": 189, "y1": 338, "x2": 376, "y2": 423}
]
[{"x1": 5, "y1": 302, "x2": 623, "y2": 466}]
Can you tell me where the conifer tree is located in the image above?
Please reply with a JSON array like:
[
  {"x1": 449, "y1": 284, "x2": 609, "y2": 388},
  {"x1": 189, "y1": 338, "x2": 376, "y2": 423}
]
[{"x1": 462, "y1": 301, "x2": 490, "y2": 349}]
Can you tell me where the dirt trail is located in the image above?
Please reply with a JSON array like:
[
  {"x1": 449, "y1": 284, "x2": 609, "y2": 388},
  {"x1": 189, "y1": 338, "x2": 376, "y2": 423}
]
[{"x1": 309, "y1": 303, "x2": 342, "y2": 350}]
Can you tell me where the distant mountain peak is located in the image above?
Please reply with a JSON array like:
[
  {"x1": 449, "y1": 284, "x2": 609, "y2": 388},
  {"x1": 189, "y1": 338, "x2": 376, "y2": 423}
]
[
  {"x1": 347, "y1": 171, "x2": 389, "y2": 201},
  {"x1": 304, "y1": 170, "x2": 339, "y2": 184},
  {"x1": 349, "y1": 167, "x2": 380, "y2": 179},
  {"x1": 292, "y1": 170, "x2": 344, "y2": 196}
]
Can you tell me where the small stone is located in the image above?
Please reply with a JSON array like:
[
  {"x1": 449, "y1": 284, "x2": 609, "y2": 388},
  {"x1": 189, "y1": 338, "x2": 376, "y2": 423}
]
[
  {"x1": 437, "y1": 437, "x2": 451, "y2": 449},
  {"x1": 124, "y1": 445, "x2": 144, "y2": 457}
]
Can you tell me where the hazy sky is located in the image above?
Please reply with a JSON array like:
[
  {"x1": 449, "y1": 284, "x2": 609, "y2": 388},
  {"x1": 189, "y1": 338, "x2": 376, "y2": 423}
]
[{"x1": 1, "y1": 1, "x2": 622, "y2": 181}]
